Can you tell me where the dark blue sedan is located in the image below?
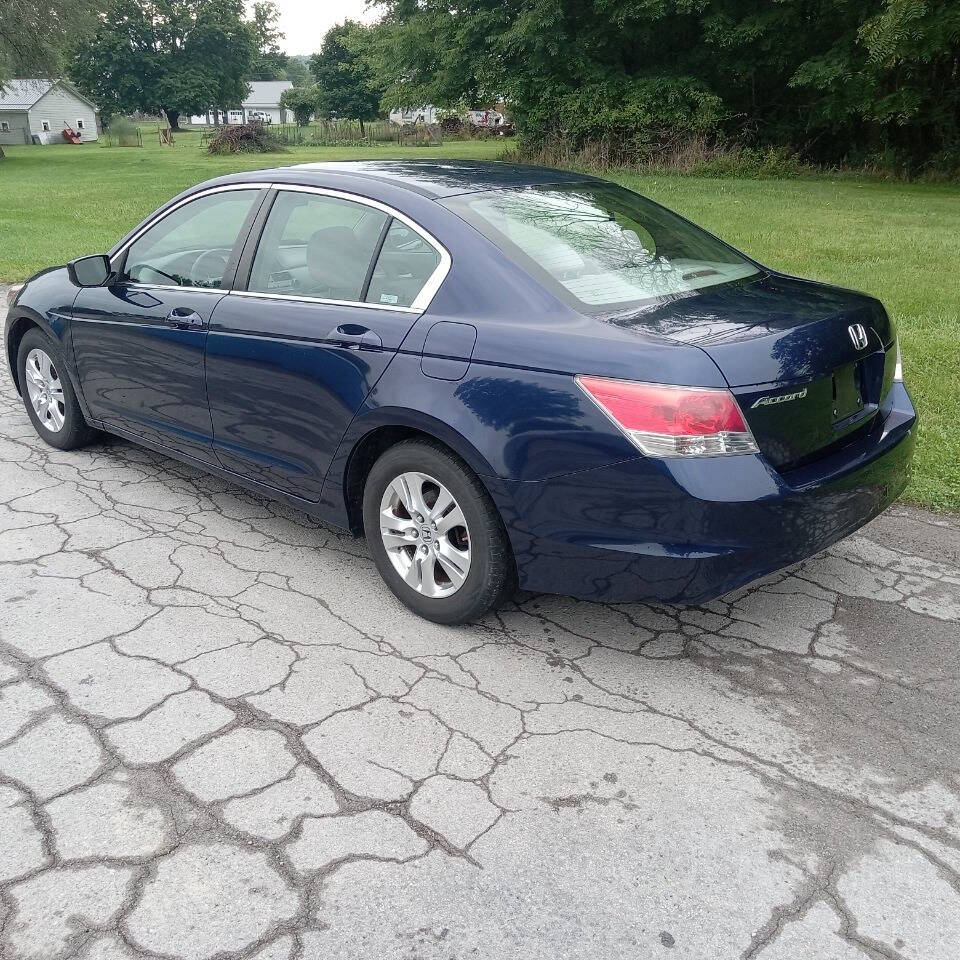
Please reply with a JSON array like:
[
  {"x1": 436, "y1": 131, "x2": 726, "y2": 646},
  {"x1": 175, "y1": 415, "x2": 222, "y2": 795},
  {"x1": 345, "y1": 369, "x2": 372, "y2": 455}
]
[{"x1": 4, "y1": 161, "x2": 916, "y2": 622}]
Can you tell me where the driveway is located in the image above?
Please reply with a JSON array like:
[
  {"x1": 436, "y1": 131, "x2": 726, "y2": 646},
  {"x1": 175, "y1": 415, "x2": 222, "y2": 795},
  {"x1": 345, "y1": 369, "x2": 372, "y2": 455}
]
[{"x1": 2, "y1": 289, "x2": 959, "y2": 960}]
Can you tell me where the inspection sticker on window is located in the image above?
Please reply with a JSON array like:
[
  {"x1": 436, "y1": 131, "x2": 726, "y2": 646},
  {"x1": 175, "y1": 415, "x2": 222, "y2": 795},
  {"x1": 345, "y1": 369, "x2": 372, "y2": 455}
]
[
  {"x1": 379, "y1": 293, "x2": 399, "y2": 304},
  {"x1": 267, "y1": 271, "x2": 296, "y2": 292}
]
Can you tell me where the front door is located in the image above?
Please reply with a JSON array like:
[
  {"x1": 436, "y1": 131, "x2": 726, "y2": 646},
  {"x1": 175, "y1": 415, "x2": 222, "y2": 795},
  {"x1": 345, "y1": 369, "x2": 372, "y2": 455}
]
[
  {"x1": 71, "y1": 187, "x2": 263, "y2": 463},
  {"x1": 205, "y1": 187, "x2": 444, "y2": 500}
]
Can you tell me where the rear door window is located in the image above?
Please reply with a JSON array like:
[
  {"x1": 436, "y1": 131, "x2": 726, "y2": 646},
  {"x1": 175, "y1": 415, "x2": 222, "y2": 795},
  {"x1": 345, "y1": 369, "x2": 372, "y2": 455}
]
[{"x1": 248, "y1": 191, "x2": 388, "y2": 302}]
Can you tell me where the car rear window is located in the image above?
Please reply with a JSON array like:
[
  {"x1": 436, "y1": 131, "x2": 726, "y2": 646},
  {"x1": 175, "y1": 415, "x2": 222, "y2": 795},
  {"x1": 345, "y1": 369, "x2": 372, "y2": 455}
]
[{"x1": 443, "y1": 184, "x2": 760, "y2": 312}]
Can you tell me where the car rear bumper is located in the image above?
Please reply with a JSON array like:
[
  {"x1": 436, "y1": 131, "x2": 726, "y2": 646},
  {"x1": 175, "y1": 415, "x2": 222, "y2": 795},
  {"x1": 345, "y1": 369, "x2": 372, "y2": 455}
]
[{"x1": 489, "y1": 382, "x2": 917, "y2": 604}]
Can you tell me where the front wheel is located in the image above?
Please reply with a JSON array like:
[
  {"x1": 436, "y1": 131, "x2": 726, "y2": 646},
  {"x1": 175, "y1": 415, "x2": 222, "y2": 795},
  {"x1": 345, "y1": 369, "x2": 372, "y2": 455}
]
[
  {"x1": 17, "y1": 328, "x2": 100, "y2": 450},
  {"x1": 363, "y1": 440, "x2": 515, "y2": 624}
]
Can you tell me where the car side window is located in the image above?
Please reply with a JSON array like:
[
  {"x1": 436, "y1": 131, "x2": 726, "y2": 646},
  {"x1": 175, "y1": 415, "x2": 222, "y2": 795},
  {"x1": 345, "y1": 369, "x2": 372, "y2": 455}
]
[
  {"x1": 123, "y1": 190, "x2": 260, "y2": 289},
  {"x1": 365, "y1": 220, "x2": 442, "y2": 308},
  {"x1": 248, "y1": 191, "x2": 388, "y2": 302}
]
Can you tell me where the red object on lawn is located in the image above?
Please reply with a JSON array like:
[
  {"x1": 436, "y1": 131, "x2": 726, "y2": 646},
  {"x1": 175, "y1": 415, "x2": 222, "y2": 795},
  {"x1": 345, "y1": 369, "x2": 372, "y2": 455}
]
[{"x1": 61, "y1": 125, "x2": 82, "y2": 144}]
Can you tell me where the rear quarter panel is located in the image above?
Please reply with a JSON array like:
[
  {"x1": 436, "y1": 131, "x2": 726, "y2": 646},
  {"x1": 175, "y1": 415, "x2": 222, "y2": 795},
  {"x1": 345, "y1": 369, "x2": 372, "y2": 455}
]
[
  {"x1": 317, "y1": 195, "x2": 735, "y2": 522},
  {"x1": 357, "y1": 351, "x2": 638, "y2": 481}
]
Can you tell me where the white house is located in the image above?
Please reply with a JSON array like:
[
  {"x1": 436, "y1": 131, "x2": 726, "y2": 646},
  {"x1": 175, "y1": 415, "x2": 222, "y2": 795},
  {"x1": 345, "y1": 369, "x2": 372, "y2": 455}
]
[
  {"x1": 193, "y1": 81, "x2": 294, "y2": 125},
  {"x1": 0, "y1": 79, "x2": 99, "y2": 145}
]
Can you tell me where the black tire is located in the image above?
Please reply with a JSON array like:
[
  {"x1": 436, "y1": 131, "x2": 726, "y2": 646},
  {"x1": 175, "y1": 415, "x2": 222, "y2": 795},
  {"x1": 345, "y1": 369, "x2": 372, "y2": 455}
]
[
  {"x1": 17, "y1": 328, "x2": 100, "y2": 451},
  {"x1": 363, "y1": 439, "x2": 515, "y2": 624}
]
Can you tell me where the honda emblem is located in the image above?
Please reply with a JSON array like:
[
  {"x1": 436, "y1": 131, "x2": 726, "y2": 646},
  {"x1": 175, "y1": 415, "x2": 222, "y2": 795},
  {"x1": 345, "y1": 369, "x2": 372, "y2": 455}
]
[{"x1": 848, "y1": 324, "x2": 869, "y2": 350}]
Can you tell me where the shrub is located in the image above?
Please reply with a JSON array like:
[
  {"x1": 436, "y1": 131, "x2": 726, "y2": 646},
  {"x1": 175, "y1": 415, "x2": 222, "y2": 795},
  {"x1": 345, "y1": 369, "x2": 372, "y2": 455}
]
[
  {"x1": 513, "y1": 74, "x2": 723, "y2": 164},
  {"x1": 439, "y1": 114, "x2": 464, "y2": 137},
  {"x1": 206, "y1": 122, "x2": 284, "y2": 154},
  {"x1": 309, "y1": 137, "x2": 371, "y2": 147},
  {"x1": 460, "y1": 123, "x2": 496, "y2": 140},
  {"x1": 280, "y1": 86, "x2": 321, "y2": 127},
  {"x1": 101, "y1": 115, "x2": 142, "y2": 148},
  {"x1": 398, "y1": 123, "x2": 443, "y2": 146}
]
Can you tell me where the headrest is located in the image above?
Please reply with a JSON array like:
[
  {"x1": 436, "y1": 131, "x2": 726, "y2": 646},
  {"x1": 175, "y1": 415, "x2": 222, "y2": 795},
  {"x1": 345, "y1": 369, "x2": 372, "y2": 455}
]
[{"x1": 306, "y1": 226, "x2": 366, "y2": 290}]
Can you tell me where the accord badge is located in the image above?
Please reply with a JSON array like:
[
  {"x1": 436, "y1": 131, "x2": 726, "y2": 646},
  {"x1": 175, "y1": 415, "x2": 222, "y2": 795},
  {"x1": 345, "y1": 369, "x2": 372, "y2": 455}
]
[{"x1": 752, "y1": 387, "x2": 808, "y2": 408}]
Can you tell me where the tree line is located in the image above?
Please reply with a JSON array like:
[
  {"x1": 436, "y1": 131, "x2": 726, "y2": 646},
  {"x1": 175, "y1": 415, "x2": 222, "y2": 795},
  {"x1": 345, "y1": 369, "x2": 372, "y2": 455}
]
[
  {"x1": 65, "y1": 2, "x2": 386, "y2": 133},
  {"x1": 3, "y1": 0, "x2": 957, "y2": 170},
  {"x1": 69, "y1": 0, "x2": 304, "y2": 130},
  {"x1": 1, "y1": 0, "x2": 299, "y2": 132},
  {"x1": 360, "y1": 0, "x2": 959, "y2": 172},
  {"x1": 0, "y1": 0, "x2": 384, "y2": 138},
  {"x1": 65, "y1": 1, "x2": 377, "y2": 133}
]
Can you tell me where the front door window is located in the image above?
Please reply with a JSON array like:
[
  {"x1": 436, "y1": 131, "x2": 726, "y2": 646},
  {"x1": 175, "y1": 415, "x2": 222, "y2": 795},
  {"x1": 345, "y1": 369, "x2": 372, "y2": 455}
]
[{"x1": 123, "y1": 189, "x2": 260, "y2": 290}]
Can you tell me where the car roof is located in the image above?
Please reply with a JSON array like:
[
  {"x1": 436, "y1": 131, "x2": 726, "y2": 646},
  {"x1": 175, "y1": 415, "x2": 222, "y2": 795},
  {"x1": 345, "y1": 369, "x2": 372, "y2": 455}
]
[
  {"x1": 112, "y1": 161, "x2": 604, "y2": 260},
  {"x1": 226, "y1": 160, "x2": 601, "y2": 199}
]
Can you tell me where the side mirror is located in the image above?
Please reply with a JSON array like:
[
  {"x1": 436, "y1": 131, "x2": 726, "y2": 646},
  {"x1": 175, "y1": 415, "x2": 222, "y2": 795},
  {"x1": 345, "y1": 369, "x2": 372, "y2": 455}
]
[{"x1": 67, "y1": 254, "x2": 113, "y2": 287}]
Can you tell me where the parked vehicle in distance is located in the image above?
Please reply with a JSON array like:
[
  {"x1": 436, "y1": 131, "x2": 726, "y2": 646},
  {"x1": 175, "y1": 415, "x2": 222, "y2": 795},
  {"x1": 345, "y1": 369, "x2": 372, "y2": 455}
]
[
  {"x1": 4, "y1": 161, "x2": 916, "y2": 622},
  {"x1": 466, "y1": 109, "x2": 506, "y2": 128},
  {"x1": 247, "y1": 111, "x2": 273, "y2": 124}
]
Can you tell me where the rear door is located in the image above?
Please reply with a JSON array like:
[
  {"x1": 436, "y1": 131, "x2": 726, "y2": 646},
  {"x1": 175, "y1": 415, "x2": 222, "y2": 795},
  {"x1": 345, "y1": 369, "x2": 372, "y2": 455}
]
[
  {"x1": 71, "y1": 187, "x2": 264, "y2": 463},
  {"x1": 205, "y1": 186, "x2": 446, "y2": 500}
]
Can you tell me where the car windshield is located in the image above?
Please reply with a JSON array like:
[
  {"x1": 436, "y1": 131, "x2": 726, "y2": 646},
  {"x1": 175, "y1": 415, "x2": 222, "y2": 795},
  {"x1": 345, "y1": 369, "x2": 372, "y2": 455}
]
[{"x1": 443, "y1": 183, "x2": 761, "y2": 311}]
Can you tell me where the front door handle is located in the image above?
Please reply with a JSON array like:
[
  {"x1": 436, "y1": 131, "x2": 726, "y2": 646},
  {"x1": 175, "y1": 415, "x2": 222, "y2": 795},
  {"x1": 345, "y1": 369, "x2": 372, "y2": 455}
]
[
  {"x1": 325, "y1": 323, "x2": 382, "y2": 351},
  {"x1": 165, "y1": 308, "x2": 206, "y2": 330}
]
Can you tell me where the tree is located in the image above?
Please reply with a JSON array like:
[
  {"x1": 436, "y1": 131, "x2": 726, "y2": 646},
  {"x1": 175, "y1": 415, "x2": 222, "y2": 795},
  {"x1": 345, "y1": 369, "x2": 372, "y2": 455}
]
[
  {"x1": 310, "y1": 21, "x2": 382, "y2": 134},
  {"x1": 285, "y1": 55, "x2": 310, "y2": 88},
  {"x1": 0, "y1": 0, "x2": 104, "y2": 157},
  {"x1": 364, "y1": 0, "x2": 960, "y2": 172},
  {"x1": 70, "y1": 0, "x2": 256, "y2": 131},
  {"x1": 279, "y1": 85, "x2": 319, "y2": 126},
  {"x1": 248, "y1": 1, "x2": 288, "y2": 81}
]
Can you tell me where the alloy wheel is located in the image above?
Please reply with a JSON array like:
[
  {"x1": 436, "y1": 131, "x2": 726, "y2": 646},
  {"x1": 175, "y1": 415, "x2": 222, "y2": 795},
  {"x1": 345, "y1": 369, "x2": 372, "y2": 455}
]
[
  {"x1": 379, "y1": 471, "x2": 471, "y2": 598},
  {"x1": 24, "y1": 348, "x2": 66, "y2": 433}
]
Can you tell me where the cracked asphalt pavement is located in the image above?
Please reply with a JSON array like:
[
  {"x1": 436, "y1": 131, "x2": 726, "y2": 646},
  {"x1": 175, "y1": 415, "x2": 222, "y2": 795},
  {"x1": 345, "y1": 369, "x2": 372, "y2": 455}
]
[{"x1": 2, "y1": 288, "x2": 960, "y2": 960}]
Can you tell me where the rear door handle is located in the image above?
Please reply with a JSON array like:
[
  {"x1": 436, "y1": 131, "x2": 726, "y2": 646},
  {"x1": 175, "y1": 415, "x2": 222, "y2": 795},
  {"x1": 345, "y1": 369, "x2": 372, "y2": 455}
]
[
  {"x1": 325, "y1": 323, "x2": 382, "y2": 351},
  {"x1": 165, "y1": 308, "x2": 206, "y2": 330}
]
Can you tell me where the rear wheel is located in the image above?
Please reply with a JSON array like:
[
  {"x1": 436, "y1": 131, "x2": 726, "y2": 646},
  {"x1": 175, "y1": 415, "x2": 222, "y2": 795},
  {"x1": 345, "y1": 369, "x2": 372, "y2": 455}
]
[
  {"x1": 363, "y1": 440, "x2": 514, "y2": 623},
  {"x1": 17, "y1": 328, "x2": 99, "y2": 450}
]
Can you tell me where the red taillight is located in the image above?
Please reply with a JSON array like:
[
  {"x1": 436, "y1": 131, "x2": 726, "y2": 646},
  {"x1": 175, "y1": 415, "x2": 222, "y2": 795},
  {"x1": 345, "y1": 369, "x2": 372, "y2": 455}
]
[{"x1": 576, "y1": 375, "x2": 758, "y2": 458}]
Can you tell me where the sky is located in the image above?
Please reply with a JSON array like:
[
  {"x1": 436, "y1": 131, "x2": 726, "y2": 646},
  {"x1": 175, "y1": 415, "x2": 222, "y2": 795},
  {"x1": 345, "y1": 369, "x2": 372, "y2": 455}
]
[{"x1": 271, "y1": 0, "x2": 379, "y2": 55}]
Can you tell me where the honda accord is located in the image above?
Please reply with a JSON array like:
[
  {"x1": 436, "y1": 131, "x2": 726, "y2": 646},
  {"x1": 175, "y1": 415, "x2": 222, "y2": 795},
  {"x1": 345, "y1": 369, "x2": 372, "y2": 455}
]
[{"x1": 4, "y1": 161, "x2": 916, "y2": 622}]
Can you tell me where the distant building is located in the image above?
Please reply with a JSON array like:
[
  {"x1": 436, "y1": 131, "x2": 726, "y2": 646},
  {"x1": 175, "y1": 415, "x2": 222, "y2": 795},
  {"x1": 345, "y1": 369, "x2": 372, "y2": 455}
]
[
  {"x1": 0, "y1": 79, "x2": 99, "y2": 145},
  {"x1": 389, "y1": 105, "x2": 509, "y2": 128},
  {"x1": 466, "y1": 108, "x2": 507, "y2": 128},
  {"x1": 389, "y1": 106, "x2": 441, "y2": 126},
  {"x1": 192, "y1": 81, "x2": 295, "y2": 125}
]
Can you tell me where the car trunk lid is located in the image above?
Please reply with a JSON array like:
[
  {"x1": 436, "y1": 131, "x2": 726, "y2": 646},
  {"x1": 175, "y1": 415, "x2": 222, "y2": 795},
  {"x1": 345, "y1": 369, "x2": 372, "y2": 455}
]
[{"x1": 601, "y1": 274, "x2": 896, "y2": 469}]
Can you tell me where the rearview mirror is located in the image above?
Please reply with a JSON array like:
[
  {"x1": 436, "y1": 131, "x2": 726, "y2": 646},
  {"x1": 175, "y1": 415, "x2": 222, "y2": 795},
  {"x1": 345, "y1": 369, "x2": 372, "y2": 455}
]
[{"x1": 67, "y1": 254, "x2": 112, "y2": 287}]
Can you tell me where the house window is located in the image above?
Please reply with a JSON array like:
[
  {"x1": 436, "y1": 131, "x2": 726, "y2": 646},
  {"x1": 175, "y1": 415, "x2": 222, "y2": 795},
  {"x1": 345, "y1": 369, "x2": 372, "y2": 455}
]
[
  {"x1": 0, "y1": 121, "x2": 9, "y2": 132},
  {"x1": 76, "y1": 119, "x2": 84, "y2": 130},
  {"x1": 41, "y1": 121, "x2": 50, "y2": 132}
]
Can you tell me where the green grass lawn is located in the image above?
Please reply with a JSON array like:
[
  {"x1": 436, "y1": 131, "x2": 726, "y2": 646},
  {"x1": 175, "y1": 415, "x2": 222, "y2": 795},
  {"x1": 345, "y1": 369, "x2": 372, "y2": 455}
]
[
  {"x1": 605, "y1": 172, "x2": 960, "y2": 512},
  {"x1": 1, "y1": 133, "x2": 958, "y2": 511},
  {"x1": 0, "y1": 131, "x2": 506, "y2": 278}
]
